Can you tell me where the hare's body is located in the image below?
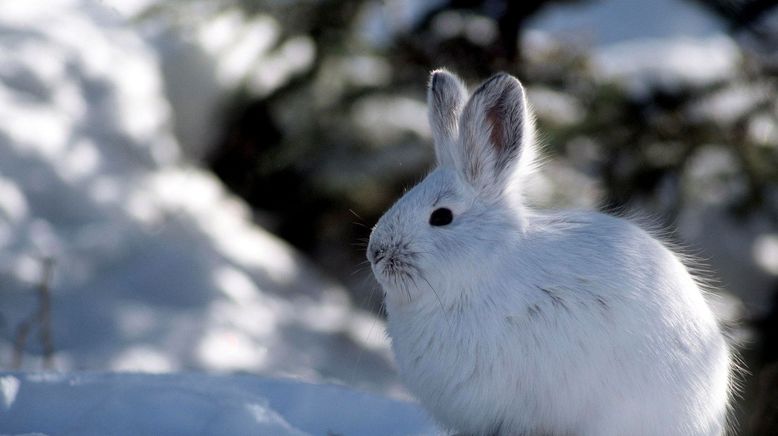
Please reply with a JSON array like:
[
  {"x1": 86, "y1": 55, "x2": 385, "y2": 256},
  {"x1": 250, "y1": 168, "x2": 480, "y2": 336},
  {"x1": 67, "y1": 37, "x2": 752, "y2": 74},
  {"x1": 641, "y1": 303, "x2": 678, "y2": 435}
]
[
  {"x1": 387, "y1": 207, "x2": 729, "y2": 435},
  {"x1": 368, "y1": 71, "x2": 731, "y2": 435}
]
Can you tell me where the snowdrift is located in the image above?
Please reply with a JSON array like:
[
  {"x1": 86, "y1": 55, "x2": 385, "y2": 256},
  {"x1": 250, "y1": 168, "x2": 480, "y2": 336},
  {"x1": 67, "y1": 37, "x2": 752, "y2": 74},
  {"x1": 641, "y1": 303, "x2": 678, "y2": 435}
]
[
  {"x1": 0, "y1": 372, "x2": 437, "y2": 436},
  {"x1": 0, "y1": 0, "x2": 396, "y2": 393}
]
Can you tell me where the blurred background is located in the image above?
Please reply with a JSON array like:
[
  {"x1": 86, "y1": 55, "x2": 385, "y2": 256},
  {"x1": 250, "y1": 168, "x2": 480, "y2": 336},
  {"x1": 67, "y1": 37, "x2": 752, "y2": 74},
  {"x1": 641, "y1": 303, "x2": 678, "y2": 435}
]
[{"x1": 1, "y1": 0, "x2": 776, "y2": 433}]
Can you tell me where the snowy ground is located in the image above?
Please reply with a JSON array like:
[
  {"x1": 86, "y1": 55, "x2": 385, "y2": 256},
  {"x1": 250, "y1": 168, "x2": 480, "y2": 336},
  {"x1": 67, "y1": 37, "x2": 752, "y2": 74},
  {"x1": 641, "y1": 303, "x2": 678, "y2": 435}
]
[
  {"x1": 0, "y1": 372, "x2": 438, "y2": 436},
  {"x1": 0, "y1": 0, "x2": 398, "y2": 394}
]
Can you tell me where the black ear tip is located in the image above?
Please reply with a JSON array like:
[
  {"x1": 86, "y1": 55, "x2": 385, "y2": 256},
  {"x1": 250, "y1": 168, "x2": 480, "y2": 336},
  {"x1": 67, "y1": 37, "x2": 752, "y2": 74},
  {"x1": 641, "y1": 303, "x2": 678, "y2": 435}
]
[
  {"x1": 494, "y1": 72, "x2": 522, "y2": 85},
  {"x1": 430, "y1": 72, "x2": 440, "y2": 89},
  {"x1": 475, "y1": 72, "x2": 523, "y2": 96},
  {"x1": 429, "y1": 68, "x2": 452, "y2": 89}
]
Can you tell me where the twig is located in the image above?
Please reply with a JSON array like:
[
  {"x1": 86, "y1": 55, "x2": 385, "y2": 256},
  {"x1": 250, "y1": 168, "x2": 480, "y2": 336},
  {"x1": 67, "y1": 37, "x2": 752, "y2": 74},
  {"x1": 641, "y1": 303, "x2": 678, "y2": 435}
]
[{"x1": 12, "y1": 257, "x2": 56, "y2": 369}]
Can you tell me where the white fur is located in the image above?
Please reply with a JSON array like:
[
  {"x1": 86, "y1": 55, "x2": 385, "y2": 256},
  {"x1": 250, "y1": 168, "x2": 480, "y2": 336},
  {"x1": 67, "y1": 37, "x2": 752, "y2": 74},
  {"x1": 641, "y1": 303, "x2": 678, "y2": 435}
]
[{"x1": 367, "y1": 70, "x2": 732, "y2": 435}]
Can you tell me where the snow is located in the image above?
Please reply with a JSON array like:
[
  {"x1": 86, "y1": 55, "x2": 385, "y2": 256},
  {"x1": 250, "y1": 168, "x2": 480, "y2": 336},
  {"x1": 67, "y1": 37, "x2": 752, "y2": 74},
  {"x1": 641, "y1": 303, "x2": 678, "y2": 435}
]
[
  {"x1": 527, "y1": 0, "x2": 740, "y2": 98},
  {"x1": 754, "y1": 234, "x2": 778, "y2": 276},
  {"x1": 189, "y1": 9, "x2": 317, "y2": 95},
  {"x1": 0, "y1": 372, "x2": 438, "y2": 436},
  {"x1": 689, "y1": 82, "x2": 771, "y2": 124},
  {"x1": 592, "y1": 36, "x2": 740, "y2": 97},
  {"x1": 529, "y1": 0, "x2": 723, "y2": 45},
  {"x1": 0, "y1": 0, "x2": 399, "y2": 396}
]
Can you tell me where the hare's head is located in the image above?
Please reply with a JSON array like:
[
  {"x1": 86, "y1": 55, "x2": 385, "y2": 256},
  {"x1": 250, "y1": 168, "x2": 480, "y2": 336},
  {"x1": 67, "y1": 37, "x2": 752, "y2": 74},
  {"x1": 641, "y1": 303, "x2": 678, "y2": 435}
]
[{"x1": 368, "y1": 70, "x2": 538, "y2": 306}]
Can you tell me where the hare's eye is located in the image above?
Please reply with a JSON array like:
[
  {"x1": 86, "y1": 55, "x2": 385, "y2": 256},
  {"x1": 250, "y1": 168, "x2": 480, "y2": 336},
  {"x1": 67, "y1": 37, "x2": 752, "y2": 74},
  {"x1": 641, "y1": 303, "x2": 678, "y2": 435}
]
[{"x1": 429, "y1": 208, "x2": 453, "y2": 226}]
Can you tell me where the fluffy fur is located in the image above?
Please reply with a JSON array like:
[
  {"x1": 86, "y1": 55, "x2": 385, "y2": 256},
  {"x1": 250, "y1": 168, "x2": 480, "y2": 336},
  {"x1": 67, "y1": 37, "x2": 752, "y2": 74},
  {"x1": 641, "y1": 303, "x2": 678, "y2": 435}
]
[{"x1": 367, "y1": 70, "x2": 732, "y2": 435}]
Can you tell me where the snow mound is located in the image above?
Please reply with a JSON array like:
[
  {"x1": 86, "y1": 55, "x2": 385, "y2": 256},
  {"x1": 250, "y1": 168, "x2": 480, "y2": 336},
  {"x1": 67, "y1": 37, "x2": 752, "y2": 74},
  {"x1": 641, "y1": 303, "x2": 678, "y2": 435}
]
[
  {"x1": 593, "y1": 36, "x2": 740, "y2": 97},
  {"x1": 0, "y1": 0, "x2": 397, "y2": 394},
  {"x1": 0, "y1": 372, "x2": 437, "y2": 436}
]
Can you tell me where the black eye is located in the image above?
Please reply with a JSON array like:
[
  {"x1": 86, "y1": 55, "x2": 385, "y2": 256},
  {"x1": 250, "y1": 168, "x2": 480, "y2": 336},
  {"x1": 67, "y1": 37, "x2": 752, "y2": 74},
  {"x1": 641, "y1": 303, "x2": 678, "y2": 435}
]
[{"x1": 429, "y1": 208, "x2": 453, "y2": 226}]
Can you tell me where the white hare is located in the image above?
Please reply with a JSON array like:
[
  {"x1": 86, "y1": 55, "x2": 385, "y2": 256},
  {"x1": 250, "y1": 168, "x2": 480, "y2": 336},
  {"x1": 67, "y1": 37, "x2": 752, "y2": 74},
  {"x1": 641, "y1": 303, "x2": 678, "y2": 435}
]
[{"x1": 367, "y1": 70, "x2": 732, "y2": 436}]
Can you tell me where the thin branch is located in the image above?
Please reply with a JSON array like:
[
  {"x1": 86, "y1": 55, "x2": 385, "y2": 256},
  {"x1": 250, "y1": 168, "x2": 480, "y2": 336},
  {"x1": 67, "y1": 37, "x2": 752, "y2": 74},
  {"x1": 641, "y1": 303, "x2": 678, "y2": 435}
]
[{"x1": 12, "y1": 257, "x2": 56, "y2": 369}]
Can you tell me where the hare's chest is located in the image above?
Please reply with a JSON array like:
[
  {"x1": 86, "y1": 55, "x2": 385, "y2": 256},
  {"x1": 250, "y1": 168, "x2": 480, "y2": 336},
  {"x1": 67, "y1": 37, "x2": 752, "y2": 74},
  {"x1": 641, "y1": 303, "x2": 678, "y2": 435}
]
[{"x1": 387, "y1": 309, "x2": 523, "y2": 431}]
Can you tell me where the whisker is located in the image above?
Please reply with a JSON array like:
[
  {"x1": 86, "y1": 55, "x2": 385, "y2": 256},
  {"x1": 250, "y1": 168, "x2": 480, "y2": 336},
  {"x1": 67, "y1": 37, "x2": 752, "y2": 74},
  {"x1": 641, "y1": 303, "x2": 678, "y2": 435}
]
[
  {"x1": 397, "y1": 273, "x2": 413, "y2": 304},
  {"x1": 356, "y1": 272, "x2": 379, "y2": 292},
  {"x1": 351, "y1": 265, "x2": 371, "y2": 276},
  {"x1": 419, "y1": 273, "x2": 452, "y2": 329},
  {"x1": 349, "y1": 208, "x2": 367, "y2": 223},
  {"x1": 406, "y1": 274, "x2": 423, "y2": 304},
  {"x1": 408, "y1": 250, "x2": 433, "y2": 256},
  {"x1": 352, "y1": 221, "x2": 371, "y2": 229}
]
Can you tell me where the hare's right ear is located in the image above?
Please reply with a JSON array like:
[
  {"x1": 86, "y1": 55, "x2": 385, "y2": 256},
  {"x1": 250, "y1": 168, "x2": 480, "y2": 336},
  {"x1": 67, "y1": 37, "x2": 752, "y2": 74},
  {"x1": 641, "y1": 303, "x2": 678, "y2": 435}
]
[
  {"x1": 428, "y1": 69, "x2": 468, "y2": 167},
  {"x1": 456, "y1": 73, "x2": 535, "y2": 200}
]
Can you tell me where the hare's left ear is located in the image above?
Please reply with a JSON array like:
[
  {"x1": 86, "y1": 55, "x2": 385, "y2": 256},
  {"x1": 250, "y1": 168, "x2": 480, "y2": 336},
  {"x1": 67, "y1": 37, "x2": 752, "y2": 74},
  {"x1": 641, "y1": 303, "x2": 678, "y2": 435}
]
[
  {"x1": 456, "y1": 73, "x2": 536, "y2": 199},
  {"x1": 428, "y1": 69, "x2": 468, "y2": 167}
]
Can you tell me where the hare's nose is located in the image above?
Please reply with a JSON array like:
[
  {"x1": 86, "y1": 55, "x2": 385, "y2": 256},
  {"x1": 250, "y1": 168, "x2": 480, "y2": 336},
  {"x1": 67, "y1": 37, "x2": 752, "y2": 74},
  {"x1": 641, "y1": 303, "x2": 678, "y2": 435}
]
[{"x1": 367, "y1": 243, "x2": 386, "y2": 264}]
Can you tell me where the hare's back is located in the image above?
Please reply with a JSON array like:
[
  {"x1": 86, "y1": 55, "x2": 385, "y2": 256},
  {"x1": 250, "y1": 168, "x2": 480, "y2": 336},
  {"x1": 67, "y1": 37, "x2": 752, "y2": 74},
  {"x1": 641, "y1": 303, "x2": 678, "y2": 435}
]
[
  {"x1": 530, "y1": 210, "x2": 681, "y2": 280},
  {"x1": 525, "y1": 211, "x2": 730, "y2": 434},
  {"x1": 526, "y1": 210, "x2": 714, "y2": 325}
]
